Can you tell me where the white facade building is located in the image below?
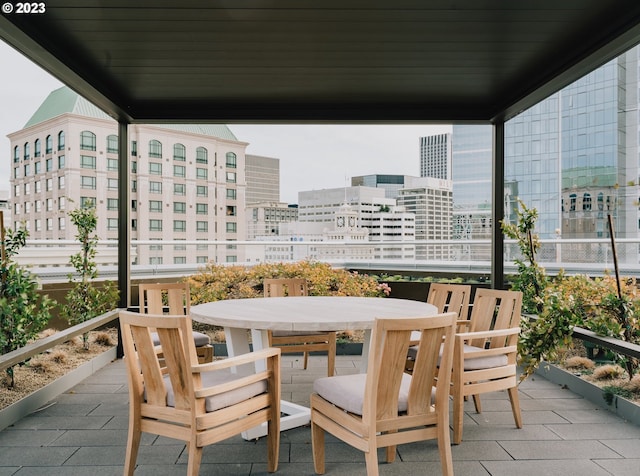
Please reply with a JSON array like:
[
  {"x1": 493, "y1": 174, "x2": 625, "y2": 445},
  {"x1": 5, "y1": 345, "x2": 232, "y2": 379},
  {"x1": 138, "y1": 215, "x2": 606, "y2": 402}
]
[{"x1": 9, "y1": 86, "x2": 247, "y2": 266}]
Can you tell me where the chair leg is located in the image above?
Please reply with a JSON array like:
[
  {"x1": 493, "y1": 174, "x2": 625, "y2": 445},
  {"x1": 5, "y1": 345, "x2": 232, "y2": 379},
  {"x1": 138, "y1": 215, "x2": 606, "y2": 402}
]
[
  {"x1": 311, "y1": 418, "x2": 326, "y2": 474},
  {"x1": 508, "y1": 386, "x2": 523, "y2": 428},
  {"x1": 267, "y1": 415, "x2": 280, "y2": 472},
  {"x1": 364, "y1": 449, "x2": 380, "y2": 476},
  {"x1": 123, "y1": 420, "x2": 141, "y2": 476},
  {"x1": 385, "y1": 444, "x2": 397, "y2": 463},
  {"x1": 303, "y1": 350, "x2": 309, "y2": 370},
  {"x1": 452, "y1": 386, "x2": 465, "y2": 445},
  {"x1": 437, "y1": 414, "x2": 454, "y2": 476},
  {"x1": 472, "y1": 394, "x2": 482, "y2": 413},
  {"x1": 327, "y1": 335, "x2": 336, "y2": 377},
  {"x1": 186, "y1": 442, "x2": 203, "y2": 476}
]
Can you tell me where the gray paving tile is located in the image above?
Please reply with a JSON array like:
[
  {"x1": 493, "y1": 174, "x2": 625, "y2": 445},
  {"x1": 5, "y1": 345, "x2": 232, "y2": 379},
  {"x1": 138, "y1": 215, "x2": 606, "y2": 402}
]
[
  {"x1": 0, "y1": 468, "x2": 19, "y2": 476},
  {"x1": 461, "y1": 424, "x2": 561, "y2": 441},
  {"x1": 8, "y1": 415, "x2": 111, "y2": 430},
  {"x1": 0, "y1": 447, "x2": 78, "y2": 466},
  {"x1": 13, "y1": 467, "x2": 123, "y2": 475},
  {"x1": 467, "y1": 409, "x2": 568, "y2": 425},
  {"x1": 498, "y1": 439, "x2": 622, "y2": 460},
  {"x1": 0, "y1": 429, "x2": 64, "y2": 446},
  {"x1": 546, "y1": 422, "x2": 640, "y2": 439},
  {"x1": 554, "y1": 408, "x2": 624, "y2": 423},
  {"x1": 48, "y1": 429, "x2": 129, "y2": 446},
  {"x1": 600, "y1": 439, "x2": 640, "y2": 458},
  {"x1": 481, "y1": 459, "x2": 613, "y2": 475},
  {"x1": 594, "y1": 459, "x2": 640, "y2": 476}
]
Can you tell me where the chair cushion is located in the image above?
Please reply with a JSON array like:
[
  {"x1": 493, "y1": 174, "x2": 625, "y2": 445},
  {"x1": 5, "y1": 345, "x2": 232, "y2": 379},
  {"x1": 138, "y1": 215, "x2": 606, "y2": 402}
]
[
  {"x1": 313, "y1": 373, "x2": 416, "y2": 416},
  {"x1": 407, "y1": 343, "x2": 508, "y2": 371},
  {"x1": 163, "y1": 370, "x2": 267, "y2": 412},
  {"x1": 152, "y1": 330, "x2": 211, "y2": 347}
]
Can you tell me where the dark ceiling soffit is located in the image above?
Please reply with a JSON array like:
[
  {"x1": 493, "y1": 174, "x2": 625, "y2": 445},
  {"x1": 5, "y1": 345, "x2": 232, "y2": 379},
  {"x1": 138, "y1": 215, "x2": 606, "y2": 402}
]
[
  {"x1": 0, "y1": 16, "x2": 135, "y2": 124},
  {"x1": 492, "y1": 14, "x2": 640, "y2": 124}
]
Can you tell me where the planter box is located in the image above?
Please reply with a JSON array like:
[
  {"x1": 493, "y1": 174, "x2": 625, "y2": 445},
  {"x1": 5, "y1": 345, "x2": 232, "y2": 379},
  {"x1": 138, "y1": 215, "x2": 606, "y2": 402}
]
[
  {"x1": 536, "y1": 362, "x2": 640, "y2": 426},
  {"x1": 0, "y1": 347, "x2": 117, "y2": 431}
]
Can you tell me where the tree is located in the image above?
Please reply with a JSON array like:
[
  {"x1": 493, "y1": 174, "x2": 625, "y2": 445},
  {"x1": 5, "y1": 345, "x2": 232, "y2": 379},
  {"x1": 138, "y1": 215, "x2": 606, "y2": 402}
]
[
  {"x1": 0, "y1": 213, "x2": 55, "y2": 388},
  {"x1": 61, "y1": 204, "x2": 119, "y2": 350}
]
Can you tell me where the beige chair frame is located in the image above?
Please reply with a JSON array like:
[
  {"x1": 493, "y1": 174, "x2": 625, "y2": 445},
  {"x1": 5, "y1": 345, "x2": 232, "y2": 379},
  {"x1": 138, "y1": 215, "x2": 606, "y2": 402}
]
[
  {"x1": 264, "y1": 278, "x2": 336, "y2": 377},
  {"x1": 139, "y1": 282, "x2": 213, "y2": 363},
  {"x1": 310, "y1": 312, "x2": 457, "y2": 476},
  {"x1": 120, "y1": 310, "x2": 281, "y2": 475},
  {"x1": 451, "y1": 288, "x2": 523, "y2": 444}
]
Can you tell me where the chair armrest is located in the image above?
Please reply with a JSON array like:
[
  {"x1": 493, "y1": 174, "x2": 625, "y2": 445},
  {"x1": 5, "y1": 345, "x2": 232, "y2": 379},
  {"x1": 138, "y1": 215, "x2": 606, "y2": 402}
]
[
  {"x1": 456, "y1": 327, "x2": 521, "y2": 341},
  {"x1": 191, "y1": 347, "x2": 281, "y2": 373}
]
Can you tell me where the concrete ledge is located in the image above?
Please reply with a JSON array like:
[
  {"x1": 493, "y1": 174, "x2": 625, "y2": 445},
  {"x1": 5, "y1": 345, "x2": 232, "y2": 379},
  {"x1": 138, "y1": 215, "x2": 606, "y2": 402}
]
[
  {"x1": 0, "y1": 346, "x2": 117, "y2": 431},
  {"x1": 536, "y1": 361, "x2": 640, "y2": 426}
]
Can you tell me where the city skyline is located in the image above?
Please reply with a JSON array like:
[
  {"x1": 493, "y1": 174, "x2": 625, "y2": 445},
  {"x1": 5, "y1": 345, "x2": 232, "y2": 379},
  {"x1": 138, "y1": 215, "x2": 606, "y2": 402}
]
[{"x1": 0, "y1": 41, "x2": 451, "y2": 204}]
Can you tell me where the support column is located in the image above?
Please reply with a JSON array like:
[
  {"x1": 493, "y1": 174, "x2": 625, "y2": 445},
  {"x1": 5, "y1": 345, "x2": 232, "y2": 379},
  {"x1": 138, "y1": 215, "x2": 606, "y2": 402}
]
[
  {"x1": 492, "y1": 121, "x2": 505, "y2": 290},
  {"x1": 117, "y1": 121, "x2": 130, "y2": 357}
]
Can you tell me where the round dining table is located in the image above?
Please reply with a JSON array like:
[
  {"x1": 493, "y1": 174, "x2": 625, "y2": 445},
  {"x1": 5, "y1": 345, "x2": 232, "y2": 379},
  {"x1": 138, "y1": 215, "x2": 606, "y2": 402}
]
[{"x1": 191, "y1": 296, "x2": 437, "y2": 440}]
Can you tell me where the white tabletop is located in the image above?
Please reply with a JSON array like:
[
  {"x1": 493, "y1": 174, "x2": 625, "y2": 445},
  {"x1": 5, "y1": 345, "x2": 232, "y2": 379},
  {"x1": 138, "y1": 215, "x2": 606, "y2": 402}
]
[{"x1": 191, "y1": 296, "x2": 437, "y2": 331}]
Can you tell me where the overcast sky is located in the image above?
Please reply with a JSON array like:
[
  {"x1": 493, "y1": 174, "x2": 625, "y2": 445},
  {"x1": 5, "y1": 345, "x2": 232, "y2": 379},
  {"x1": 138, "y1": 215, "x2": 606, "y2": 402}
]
[{"x1": 1, "y1": 41, "x2": 451, "y2": 203}]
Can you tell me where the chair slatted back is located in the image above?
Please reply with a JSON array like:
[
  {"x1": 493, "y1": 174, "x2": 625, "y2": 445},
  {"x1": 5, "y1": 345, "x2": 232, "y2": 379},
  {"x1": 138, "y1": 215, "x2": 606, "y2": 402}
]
[
  {"x1": 468, "y1": 289, "x2": 522, "y2": 349},
  {"x1": 139, "y1": 282, "x2": 190, "y2": 315},
  {"x1": 427, "y1": 283, "x2": 472, "y2": 326},
  {"x1": 364, "y1": 312, "x2": 457, "y2": 422},
  {"x1": 264, "y1": 278, "x2": 308, "y2": 297},
  {"x1": 121, "y1": 312, "x2": 199, "y2": 411}
]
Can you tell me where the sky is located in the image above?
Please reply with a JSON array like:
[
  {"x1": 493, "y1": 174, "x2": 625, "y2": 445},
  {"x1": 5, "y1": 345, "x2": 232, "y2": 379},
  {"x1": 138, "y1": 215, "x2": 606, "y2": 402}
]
[{"x1": 0, "y1": 40, "x2": 451, "y2": 204}]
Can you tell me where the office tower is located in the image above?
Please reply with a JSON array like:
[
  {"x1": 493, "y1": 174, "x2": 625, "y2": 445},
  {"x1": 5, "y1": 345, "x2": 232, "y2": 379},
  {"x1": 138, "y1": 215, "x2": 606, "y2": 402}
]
[
  {"x1": 9, "y1": 86, "x2": 247, "y2": 265},
  {"x1": 245, "y1": 202, "x2": 298, "y2": 240},
  {"x1": 245, "y1": 154, "x2": 280, "y2": 205},
  {"x1": 420, "y1": 133, "x2": 452, "y2": 180},
  {"x1": 351, "y1": 174, "x2": 436, "y2": 200}
]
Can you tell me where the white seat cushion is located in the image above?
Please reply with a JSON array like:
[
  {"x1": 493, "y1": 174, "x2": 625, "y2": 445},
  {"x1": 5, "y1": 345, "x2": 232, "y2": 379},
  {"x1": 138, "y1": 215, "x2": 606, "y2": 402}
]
[
  {"x1": 407, "y1": 343, "x2": 508, "y2": 371},
  {"x1": 163, "y1": 370, "x2": 267, "y2": 412},
  {"x1": 313, "y1": 373, "x2": 416, "y2": 415},
  {"x1": 152, "y1": 330, "x2": 211, "y2": 348}
]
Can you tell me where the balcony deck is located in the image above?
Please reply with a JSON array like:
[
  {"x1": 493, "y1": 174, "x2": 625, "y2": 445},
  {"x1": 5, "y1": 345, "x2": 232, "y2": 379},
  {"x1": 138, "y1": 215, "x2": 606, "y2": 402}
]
[{"x1": 1, "y1": 355, "x2": 639, "y2": 475}]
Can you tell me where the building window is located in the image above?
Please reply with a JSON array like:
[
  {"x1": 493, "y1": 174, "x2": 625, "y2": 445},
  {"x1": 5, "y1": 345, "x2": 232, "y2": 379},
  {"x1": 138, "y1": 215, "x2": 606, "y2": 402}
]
[
  {"x1": 46, "y1": 218, "x2": 53, "y2": 231},
  {"x1": 58, "y1": 217, "x2": 65, "y2": 230},
  {"x1": 149, "y1": 181, "x2": 162, "y2": 194},
  {"x1": 174, "y1": 256, "x2": 187, "y2": 264},
  {"x1": 196, "y1": 147, "x2": 208, "y2": 164},
  {"x1": 173, "y1": 165, "x2": 186, "y2": 177},
  {"x1": 196, "y1": 185, "x2": 208, "y2": 197},
  {"x1": 107, "y1": 198, "x2": 119, "y2": 210},
  {"x1": 80, "y1": 196, "x2": 95, "y2": 208},
  {"x1": 226, "y1": 256, "x2": 238, "y2": 263},
  {"x1": 58, "y1": 176, "x2": 65, "y2": 189},
  {"x1": 583, "y1": 193, "x2": 592, "y2": 211},
  {"x1": 172, "y1": 183, "x2": 185, "y2": 196},
  {"x1": 107, "y1": 178, "x2": 118, "y2": 190},
  {"x1": 131, "y1": 140, "x2": 137, "y2": 156},
  {"x1": 46, "y1": 158, "x2": 53, "y2": 171},
  {"x1": 173, "y1": 143, "x2": 186, "y2": 161},
  {"x1": 23, "y1": 164, "x2": 30, "y2": 176},
  {"x1": 196, "y1": 221, "x2": 208, "y2": 232},
  {"x1": 173, "y1": 202, "x2": 186, "y2": 214},
  {"x1": 131, "y1": 219, "x2": 137, "y2": 231},
  {"x1": 196, "y1": 203, "x2": 208, "y2": 215},
  {"x1": 131, "y1": 180, "x2": 137, "y2": 192},
  {"x1": 34, "y1": 138, "x2": 41, "y2": 157},
  {"x1": 45, "y1": 135, "x2": 52, "y2": 154},
  {"x1": 226, "y1": 152, "x2": 237, "y2": 168},
  {"x1": 196, "y1": 168, "x2": 208, "y2": 180},
  {"x1": 58, "y1": 155, "x2": 65, "y2": 169},
  {"x1": 46, "y1": 198, "x2": 52, "y2": 211},
  {"x1": 81, "y1": 176, "x2": 97, "y2": 189},
  {"x1": 13, "y1": 146, "x2": 19, "y2": 163},
  {"x1": 226, "y1": 188, "x2": 237, "y2": 200},
  {"x1": 24, "y1": 142, "x2": 30, "y2": 160},
  {"x1": 149, "y1": 139, "x2": 162, "y2": 158},
  {"x1": 131, "y1": 200, "x2": 137, "y2": 211},
  {"x1": 58, "y1": 197, "x2": 65, "y2": 210},
  {"x1": 24, "y1": 183, "x2": 30, "y2": 195},
  {"x1": 226, "y1": 205, "x2": 236, "y2": 216},
  {"x1": 13, "y1": 167, "x2": 19, "y2": 179},
  {"x1": 57, "y1": 131, "x2": 65, "y2": 151},
  {"x1": 34, "y1": 180, "x2": 41, "y2": 193},
  {"x1": 149, "y1": 257, "x2": 163, "y2": 265},
  {"x1": 226, "y1": 222, "x2": 237, "y2": 233},
  {"x1": 597, "y1": 192, "x2": 604, "y2": 211},
  {"x1": 149, "y1": 200, "x2": 163, "y2": 212},
  {"x1": 107, "y1": 134, "x2": 118, "y2": 153},
  {"x1": 34, "y1": 219, "x2": 41, "y2": 232},
  {"x1": 107, "y1": 158, "x2": 118, "y2": 171},
  {"x1": 226, "y1": 172, "x2": 236, "y2": 183},
  {"x1": 46, "y1": 178, "x2": 53, "y2": 191},
  {"x1": 80, "y1": 155, "x2": 96, "y2": 169},
  {"x1": 107, "y1": 218, "x2": 118, "y2": 231},
  {"x1": 174, "y1": 241, "x2": 187, "y2": 251},
  {"x1": 35, "y1": 200, "x2": 41, "y2": 212},
  {"x1": 80, "y1": 131, "x2": 96, "y2": 151},
  {"x1": 149, "y1": 219, "x2": 163, "y2": 231},
  {"x1": 149, "y1": 162, "x2": 162, "y2": 175},
  {"x1": 196, "y1": 256, "x2": 208, "y2": 264},
  {"x1": 173, "y1": 220, "x2": 187, "y2": 232},
  {"x1": 569, "y1": 193, "x2": 577, "y2": 212}
]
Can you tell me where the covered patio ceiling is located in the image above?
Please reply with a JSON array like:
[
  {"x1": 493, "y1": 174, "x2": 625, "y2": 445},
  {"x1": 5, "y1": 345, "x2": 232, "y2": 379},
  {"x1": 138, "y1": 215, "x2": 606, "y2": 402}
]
[{"x1": 2, "y1": 1, "x2": 640, "y2": 125}]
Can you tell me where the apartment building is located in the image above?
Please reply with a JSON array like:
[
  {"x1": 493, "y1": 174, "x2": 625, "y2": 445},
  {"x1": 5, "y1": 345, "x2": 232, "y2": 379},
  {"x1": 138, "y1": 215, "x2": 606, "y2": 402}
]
[{"x1": 9, "y1": 86, "x2": 247, "y2": 266}]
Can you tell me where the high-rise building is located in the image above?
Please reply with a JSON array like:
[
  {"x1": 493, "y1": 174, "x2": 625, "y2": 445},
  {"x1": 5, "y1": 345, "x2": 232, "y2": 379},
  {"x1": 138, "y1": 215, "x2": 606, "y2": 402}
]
[
  {"x1": 351, "y1": 174, "x2": 436, "y2": 200},
  {"x1": 245, "y1": 154, "x2": 280, "y2": 205},
  {"x1": 420, "y1": 133, "x2": 452, "y2": 180},
  {"x1": 9, "y1": 86, "x2": 247, "y2": 265},
  {"x1": 245, "y1": 201, "x2": 298, "y2": 240}
]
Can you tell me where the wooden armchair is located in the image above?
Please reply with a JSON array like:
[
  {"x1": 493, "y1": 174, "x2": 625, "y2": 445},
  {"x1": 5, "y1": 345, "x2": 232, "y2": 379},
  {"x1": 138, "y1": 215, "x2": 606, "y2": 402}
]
[
  {"x1": 120, "y1": 310, "x2": 281, "y2": 475},
  {"x1": 406, "y1": 283, "x2": 472, "y2": 372},
  {"x1": 310, "y1": 312, "x2": 457, "y2": 476},
  {"x1": 451, "y1": 288, "x2": 523, "y2": 444},
  {"x1": 139, "y1": 282, "x2": 213, "y2": 363},
  {"x1": 264, "y1": 278, "x2": 337, "y2": 376}
]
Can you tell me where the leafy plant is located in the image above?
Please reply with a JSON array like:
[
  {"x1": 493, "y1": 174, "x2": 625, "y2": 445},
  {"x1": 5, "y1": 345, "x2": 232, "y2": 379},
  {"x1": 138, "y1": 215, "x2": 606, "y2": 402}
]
[
  {"x1": 0, "y1": 222, "x2": 55, "y2": 388},
  {"x1": 61, "y1": 204, "x2": 119, "y2": 350}
]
